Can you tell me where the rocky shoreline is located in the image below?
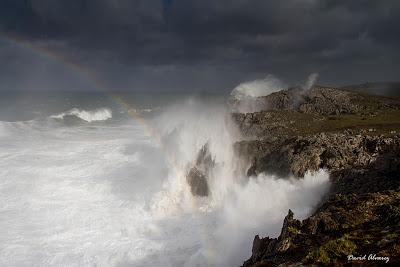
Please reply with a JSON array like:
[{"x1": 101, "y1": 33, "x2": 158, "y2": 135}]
[{"x1": 232, "y1": 86, "x2": 400, "y2": 266}]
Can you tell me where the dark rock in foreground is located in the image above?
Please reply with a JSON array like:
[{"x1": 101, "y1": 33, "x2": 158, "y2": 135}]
[
  {"x1": 242, "y1": 135, "x2": 400, "y2": 266},
  {"x1": 244, "y1": 189, "x2": 400, "y2": 266}
]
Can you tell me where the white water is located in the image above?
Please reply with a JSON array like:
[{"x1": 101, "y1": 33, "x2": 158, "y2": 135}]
[
  {"x1": 0, "y1": 100, "x2": 330, "y2": 267},
  {"x1": 304, "y1": 73, "x2": 319, "y2": 91},
  {"x1": 231, "y1": 74, "x2": 287, "y2": 99},
  {"x1": 51, "y1": 108, "x2": 113, "y2": 122},
  {"x1": 230, "y1": 75, "x2": 287, "y2": 113}
]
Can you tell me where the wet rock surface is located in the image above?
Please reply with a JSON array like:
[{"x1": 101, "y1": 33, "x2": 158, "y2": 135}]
[
  {"x1": 186, "y1": 143, "x2": 215, "y2": 197},
  {"x1": 187, "y1": 167, "x2": 209, "y2": 197},
  {"x1": 233, "y1": 87, "x2": 400, "y2": 266}
]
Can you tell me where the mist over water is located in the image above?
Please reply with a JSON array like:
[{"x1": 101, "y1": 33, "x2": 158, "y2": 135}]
[{"x1": 0, "y1": 92, "x2": 330, "y2": 267}]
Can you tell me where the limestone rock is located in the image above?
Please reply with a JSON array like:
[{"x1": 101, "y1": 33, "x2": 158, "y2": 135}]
[{"x1": 235, "y1": 87, "x2": 400, "y2": 266}]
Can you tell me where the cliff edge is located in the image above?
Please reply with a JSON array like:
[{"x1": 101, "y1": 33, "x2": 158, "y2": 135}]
[{"x1": 233, "y1": 86, "x2": 400, "y2": 266}]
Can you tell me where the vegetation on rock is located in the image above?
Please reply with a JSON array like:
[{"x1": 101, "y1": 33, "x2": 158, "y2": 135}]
[{"x1": 235, "y1": 86, "x2": 400, "y2": 266}]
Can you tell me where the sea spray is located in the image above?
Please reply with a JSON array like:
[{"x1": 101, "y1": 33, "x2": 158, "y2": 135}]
[
  {"x1": 147, "y1": 98, "x2": 331, "y2": 266},
  {"x1": 185, "y1": 170, "x2": 330, "y2": 267},
  {"x1": 304, "y1": 73, "x2": 319, "y2": 91},
  {"x1": 231, "y1": 74, "x2": 287, "y2": 99},
  {"x1": 0, "y1": 94, "x2": 330, "y2": 267},
  {"x1": 229, "y1": 74, "x2": 287, "y2": 113}
]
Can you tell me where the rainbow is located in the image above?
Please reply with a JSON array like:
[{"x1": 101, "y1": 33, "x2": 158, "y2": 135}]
[
  {"x1": 0, "y1": 32, "x2": 148, "y2": 132},
  {"x1": 0, "y1": 31, "x2": 181, "y2": 171},
  {"x1": 1, "y1": 34, "x2": 216, "y2": 251},
  {"x1": 0, "y1": 33, "x2": 215, "y2": 217}
]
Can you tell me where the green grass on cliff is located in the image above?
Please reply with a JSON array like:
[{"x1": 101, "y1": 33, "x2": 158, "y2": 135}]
[
  {"x1": 264, "y1": 109, "x2": 400, "y2": 137},
  {"x1": 306, "y1": 235, "x2": 357, "y2": 265}
]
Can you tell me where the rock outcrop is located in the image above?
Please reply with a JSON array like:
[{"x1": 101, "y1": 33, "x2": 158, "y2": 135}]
[
  {"x1": 233, "y1": 86, "x2": 400, "y2": 266},
  {"x1": 260, "y1": 86, "x2": 400, "y2": 115},
  {"x1": 233, "y1": 86, "x2": 400, "y2": 139},
  {"x1": 186, "y1": 143, "x2": 215, "y2": 197},
  {"x1": 237, "y1": 132, "x2": 400, "y2": 178},
  {"x1": 244, "y1": 189, "x2": 400, "y2": 266}
]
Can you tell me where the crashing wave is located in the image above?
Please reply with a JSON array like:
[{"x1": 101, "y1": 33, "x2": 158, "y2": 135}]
[
  {"x1": 229, "y1": 74, "x2": 287, "y2": 113},
  {"x1": 50, "y1": 108, "x2": 112, "y2": 123},
  {"x1": 230, "y1": 74, "x2": 287, "y2": 99}
]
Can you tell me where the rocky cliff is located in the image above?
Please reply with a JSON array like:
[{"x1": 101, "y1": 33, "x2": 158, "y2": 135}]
[{"x1": 233, "y1": 86, "x2": 400, "y2": 266}]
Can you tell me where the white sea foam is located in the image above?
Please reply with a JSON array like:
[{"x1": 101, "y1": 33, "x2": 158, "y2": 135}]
[
  {"x1": 51, "y1": 108, "x2": 112, "y2": 122},
  {"x1": 229, "y1": 74, "x2": 287, "y2": 113},
  {"x1": 0, "y1": 97, "x2": 330, "y2": 267},
  {"x1": 0, "y1": 122, "x2": 8, "y2": 137},
  {"x1": 231, "y1": 74, "x2": 287, "y2": 99}
]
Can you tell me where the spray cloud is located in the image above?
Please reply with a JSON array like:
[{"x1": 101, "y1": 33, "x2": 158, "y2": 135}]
[
  {"x1": 231, "y1": 74, "x2": 287, "y2": 99},
  {"x1": 303, "y1": 73, "x2": 319, "y2": 91},
  {"x1": 229, "y1": 74, "x2": 287, "y2": 113}
]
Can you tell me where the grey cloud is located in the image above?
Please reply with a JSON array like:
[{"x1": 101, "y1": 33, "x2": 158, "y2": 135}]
[{"x1": 0, "y1": 0, "x2": 399, "y2": 91}]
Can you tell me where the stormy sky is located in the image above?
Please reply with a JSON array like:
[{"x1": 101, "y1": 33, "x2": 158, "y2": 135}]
[{"x1": 0, "y1": 0, "x2": 399, "y2": 93}]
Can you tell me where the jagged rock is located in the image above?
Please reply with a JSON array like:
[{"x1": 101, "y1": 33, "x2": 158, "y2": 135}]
[
  {"x1": 237, "y1": 133, "x2": 400, "y2": 179},
  {"x1": 186, "y1": 167, "x2": 209, "y2": 197},
  {"x1": 243, "y1": 191, "x2": 400, "y2": 266},
  {"x1": 234, "y1": 87, "x2": 400, "y2": 266},
  {"x1": 186, "y1": 143, "x2": 215, "y2": 197},
  {"x1": 194, "y1": 143, "x2": 214, "y2": 171}
]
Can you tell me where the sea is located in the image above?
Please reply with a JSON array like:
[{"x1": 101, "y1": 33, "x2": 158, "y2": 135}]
[{"x1": 0, "y1": 90, "x2": 330, "y2": 267}]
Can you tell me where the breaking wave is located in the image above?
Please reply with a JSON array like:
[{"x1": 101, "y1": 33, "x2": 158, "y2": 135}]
[
  {"x1": 0, "y1": 95, "x2": 331, "y2": 267},
  {"x1": 50, "y1": 108, "x2": 112, "y2": 122}
]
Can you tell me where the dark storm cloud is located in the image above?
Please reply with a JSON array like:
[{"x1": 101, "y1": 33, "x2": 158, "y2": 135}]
[{"x1": 0, "y1": 0, "x2": 399, "y2": 91}]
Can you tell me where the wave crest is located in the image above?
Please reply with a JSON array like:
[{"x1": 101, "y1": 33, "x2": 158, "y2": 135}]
[{"x1": 51, "y1": 108, "x2": 112, "y2": 122}]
